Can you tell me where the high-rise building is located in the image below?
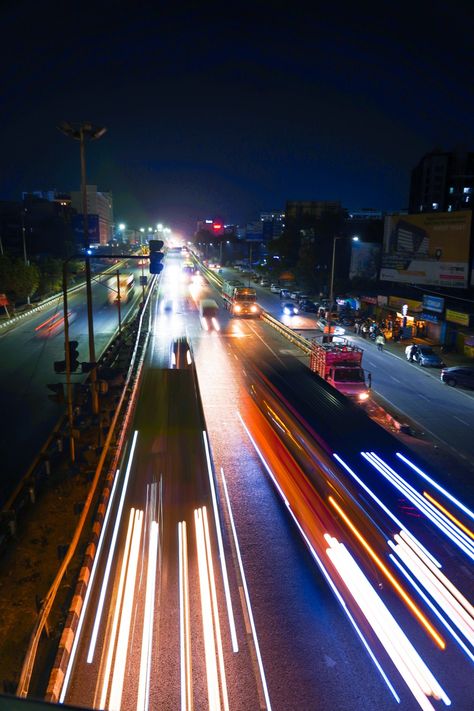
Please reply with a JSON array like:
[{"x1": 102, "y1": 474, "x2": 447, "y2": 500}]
[
  {"x1": 409, "y1": 149, "x2": 474, "y2": 213},
  {"x1": 260, "y1": 211, "x2": 285, "y2": 239},
  {"x1": 71, "y1": 185, "x2": 113, "y2": 245}
]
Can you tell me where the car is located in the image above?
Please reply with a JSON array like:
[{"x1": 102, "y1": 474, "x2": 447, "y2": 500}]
[
  {"x1": 280, "y1": 288, "x2": 290, "y2": 299},
  {"x1": 282, "y1": 302, "x2": 299, "y2": 316},
  {"x1": 260, "y1": 278, "x2": 270, "y2": 287},
  {"x1": 270, "y1": 283, "x2": 280, "y2": 293},
  {"x1": 440, "y1": 366, "x2": 474, "y2": 388},
  {"x1": 289, "y1": 290, "x2": 301, "y2": 300},
  {"x1": 298, "y1": 299, "x2": 319, "y2": 312},
  {"x1": 296, "y1": 293, "x2": 311, "y2": 303},
  {"x1": 405, "y1": 344, "x2": 444, "y2": 367},
  {"x1": 317, "y1": 317, "x2": 345, "y2": 336},
  {"x1": 170, "y1": 337, "x2": 193, "y2": 369}
]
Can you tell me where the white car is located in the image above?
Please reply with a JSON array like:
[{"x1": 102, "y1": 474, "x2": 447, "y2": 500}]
[
  {"x1": 317, "y1": 318, "x2": 345, "y2": 336},
  {"x1": 270, "y1": 283, "x2": 280, "y2": 293}
]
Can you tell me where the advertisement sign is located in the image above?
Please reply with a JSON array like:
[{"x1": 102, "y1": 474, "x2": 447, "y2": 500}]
[
  {"x1": 422, "y1": 295, "x2": 445, "y2": 313},
  {"x1": 388, "y1": 296, "x2": 423, "y2": 313},
  {"x1": 377, "y1": 295, "x2": 388, "y2": 306},
  {"x1": 421, "y1": 312, "x2": 439, "y2": 323},
  {"x1": 0, "y1": 293, "x2": 8, "y2": 307},
  {"x1": 445, "y1": 309, "x2": 470, "y2": 326},
  {"x1": 380, "y1": 211, "x2": 472, "y2": 288},
  {"x1": 73, "y1": 214, "x2": 100, "y2": 245},
  {"x1": 349, "y1": 241, "x2": 381, "y2": 280}
]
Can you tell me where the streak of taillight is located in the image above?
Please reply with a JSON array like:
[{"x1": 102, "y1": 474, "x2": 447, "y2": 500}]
[
  {"x1": 328, "y1": 496, "x2": 445, "y2": 650},
  {"x1": 35, "y1": 312, "x2": 62, "y2": 331},
  {"x1": 137, "y1": 520, "x2": 159, "y2": 711},
  {"x1": 423, "y1": 491, "x2": 474, "y2": 540},
  {"x1": 325, "y1": 535, "x2": 450, "y2": 710}
]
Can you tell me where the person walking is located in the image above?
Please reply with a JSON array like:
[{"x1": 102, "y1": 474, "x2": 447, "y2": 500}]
[
  {"x1": 361, "y1": 323, "x2": 368, "y2": 339},
  {"x1": 375, "y1": 333, "x2": 385, "y2": 352}
]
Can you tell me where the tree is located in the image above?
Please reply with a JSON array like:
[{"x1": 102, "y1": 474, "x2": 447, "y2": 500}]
[
  {"x1": 38, "y1": 257, "x2": 62, "y2": 295},
  {"x1": 0, "y1": 255, "x2": 40, "y2": 306}
]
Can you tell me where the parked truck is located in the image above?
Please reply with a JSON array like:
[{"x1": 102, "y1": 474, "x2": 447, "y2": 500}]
[
  {"x1": 309, "y1": 339, "x2": 370, "y2": 401},
  {"x1": 222, "y1": 281, "x2": 259, "y2": 317}
]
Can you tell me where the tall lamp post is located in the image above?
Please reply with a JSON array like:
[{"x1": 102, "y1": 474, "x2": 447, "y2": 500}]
[
  {"x1": 58, "y1": 121, "x2": 107, "y2": 415},
  {"x1": 329, "y1": 235, "x2": 359, "y2": 309}
]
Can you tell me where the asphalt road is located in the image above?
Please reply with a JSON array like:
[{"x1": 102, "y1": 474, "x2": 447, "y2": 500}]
[{"x1": 0, "y1": 262, "x2": 143, "y2": 505}]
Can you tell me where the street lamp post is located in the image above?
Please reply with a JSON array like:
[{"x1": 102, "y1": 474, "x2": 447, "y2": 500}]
[
  {"x1": 58, "y1": 121, "x2": 107, "y2": 415},
  {"x1": 329, "y1": 235, "x2": 359, "y2": 309},
  {"x1": 20, "y1": 205, "x2": 31, "y2": 305}
]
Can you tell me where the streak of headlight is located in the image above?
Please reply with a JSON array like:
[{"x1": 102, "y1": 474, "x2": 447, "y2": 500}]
[
  {"x1": 396, "y1": 452, "x2": 474, "y2": 522},
  {"x1": 328, "y1": 496, "x2": 445, "y2": 649},
  {"x1": 87, "y1": 430, "x2": 139, "y2": 663},
  {"x1": 137, "y1": 520, "x2": 159, "y2": 711},
  {"x1": 194, "y1": 508, "x2": 221, "y2": 710},
  {"x1": 389, "y1": 535, "x2": 474, "y2": 646},
  {"x1": 423, "y1": 491, "x2": 474, "y2": 540},
  {"x1": 390, "y1": 555, "x2": 474, "y2": 664},
  {"x1": 202, "y1": 431, "x2": 239, "y2": 653},
  {"x1": 211, "y1": 318, "x2": 220, "y2": 331},
  {"x1": 201, "y1": 317, "x2": 209, "y2": 331},
  {"x1": 108, "y1": 508, "x2": 143, "y2": 711},
  {"x1": 178, "y1": 521, "x2": 193, "y2": 711},
  {"x1": 333, "y1": 453, "x2": 442, "y2": 569},
  {"x1": 363, "y1": 452, "x2": 474, "y2": 560},
  {"x1": 325, "y1": 535, "x2": 451, "y2": 710},
  {"x1": 99, "y1": 508, "x2": 136, "y2": 710},
  {"x1": 203, "y1": 506, "x2": 230, "y2": 711},
  {"x1": 220, "y1": 466, "x2": 275, "y2": 710}
]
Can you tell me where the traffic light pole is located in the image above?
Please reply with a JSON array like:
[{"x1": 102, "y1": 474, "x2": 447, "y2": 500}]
[
  {"x1": 116, "y1": 269, "x2": 122, "y2": 334},
  {"x1": 62, "y1": 260, "x2": 75, "y2": 463}
]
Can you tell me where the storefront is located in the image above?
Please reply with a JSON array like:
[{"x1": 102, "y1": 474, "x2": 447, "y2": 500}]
[
  {"x1": 421, "y1": 295, "x2": 445, "y2": 343},
  {"x1": 445, "y1": 309, "x2": 474, "y2": 355},
  {"x1": 386, "y1": 296, "x2": 424, "y2": 339}
]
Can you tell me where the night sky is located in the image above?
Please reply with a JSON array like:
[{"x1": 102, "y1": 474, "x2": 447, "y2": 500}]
[{"x1": 1, "y1": 1, "x2": 474, "y2": 234}]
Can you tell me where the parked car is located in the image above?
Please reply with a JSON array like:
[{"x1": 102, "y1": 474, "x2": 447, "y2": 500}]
[
  {"x1": 282, "y1": 302, "x2": 299, "y2": 316},
  {"x1": 296, "y1": 293, "x2": 311, "y2": 303},
  {"x1": 270, "y1": 283, "x2": 280, "y2": 293},
  {"x1": 289, "y1": 290, "x2": 301, "y2": 300},
  {"x1": 405, "y1": 344, "x2": 444, "y2": 367},
  {"x1": 260, "y1": 278, "x2": 270, "y2": 286},
  {"x1": 317, "y1": 318, "x2": 345, "y2": 336},
  {"x1": 280, "y1": 288, "x2": 290, "y2": 299},
  {"x1": 299, "y1": 299, "x2": 319, "y2": 312},
  {"x1": 440, "y1": 366, "x2": 474, "y2": 388}
]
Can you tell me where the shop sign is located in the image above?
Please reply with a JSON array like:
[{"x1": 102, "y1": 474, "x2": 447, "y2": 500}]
[
  {"x1": 421, "y1": 311, "x2": 439, "y2": 323},
  {"x1": 377, "y1": 295, "x2": 388, "y2": 306},
  {"x1": 361, "y1": 295, "x2": 377, "y2": 304},
  {"x1": 389, "y1": 296, "x2": 423, "y2": 312},
  {"x1": 445, "y1": 309, "x2": 471, "y2": 326},
  {"x1": 422, "y1": 295, "x2": 444, "y2": 313}
]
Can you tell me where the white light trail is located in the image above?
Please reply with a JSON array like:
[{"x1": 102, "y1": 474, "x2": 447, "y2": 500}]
[
  {"x1": 325, "y1": 535, "x2": 451, "y2": 710},
  {"x1": 109, "y1": 508, "x2": 144, "y2": 711},
  {"x1": 137, "y1": 520, "x2": 159, "y2": 711},
  {"x1": 396, "y1": 453, "x2": 474, "y2": 522},
  {"x1": 362, "y1": 452, "x2": 474, "y2": 560},
  {"x1": 87, "y1": 430, "x2": 139, "y2": 663},
  {"x1": 333, "y1": 452, "x2": 442, "y2": 569},
  {"x1": 202, "y1": 430, "x2": 239, "y2": 653},
  {"x1": 178, "y1": 521, "x2": 193, "y2": 711}
]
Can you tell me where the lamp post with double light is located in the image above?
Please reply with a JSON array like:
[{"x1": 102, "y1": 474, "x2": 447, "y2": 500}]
[{"x1": 329, "y1": 235, "x2": 359, "y2": 309}]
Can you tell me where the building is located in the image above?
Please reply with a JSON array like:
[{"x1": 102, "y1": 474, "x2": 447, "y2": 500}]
[
  {"x1": 71, "y1": 185, "x2": 114, "y2": 245},
  {"x1": 260, "y1": 211, "x2": 285, "y2": 239},
  {"x1": 409, "y1": 149, "x2": 474, "y2": 214},
  {"x1": 347, "y1": 207, "x2": 383, "y2": 220}
]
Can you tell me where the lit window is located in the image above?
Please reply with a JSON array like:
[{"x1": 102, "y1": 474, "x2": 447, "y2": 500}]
[
  {"x1": 449, "y1": 187, "x2": 454, "y2": 194},
  {"x1": 432, "y1": 202, "x2": 438, "y2": 209},
  {"x1": 463, "y1": 187, "x2": 471, "y2": 194}
]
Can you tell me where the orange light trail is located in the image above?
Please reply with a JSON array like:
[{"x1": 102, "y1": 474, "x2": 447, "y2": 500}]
[
  {"x1": 423, "y1": 491, "x2": 474, "y2": 540},
  {"x1": 328, "y1": 495, "x2": 445, "y2": 650}
]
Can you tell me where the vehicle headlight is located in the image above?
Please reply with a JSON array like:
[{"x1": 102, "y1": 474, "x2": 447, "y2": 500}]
[
  {"x1": 358, "y1": 392, "x2": 369, "y2": 401},
  {"x1": 283, "y1": 307, "x2": 290, "y2": 315},
  {"x1": 294, "y1": 308, "x2": 299, "y2": 314},
  {"x1": 234, "y1": 304, "x2": 241, "y2": 312},
  {"x1": 251, "y1": 305, "x2": 258, "y2": 312}
]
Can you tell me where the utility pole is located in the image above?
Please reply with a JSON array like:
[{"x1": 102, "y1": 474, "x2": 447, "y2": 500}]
[
  {"x1": 116, "y1": 269, "x2": 122, "y2": 334},
  {"x1": 20, "y1": 204, "x2": 30, "y2": 305},
  {"x1": 62, "y1": 260, "x2": 75, "y2": 462}
]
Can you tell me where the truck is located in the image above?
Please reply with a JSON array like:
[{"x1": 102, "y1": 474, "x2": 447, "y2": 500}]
[
  {"x1": 199, "y1": 298, "x2": 220, "y2": 330},
  {"x1": 309, "y1": 339, "x2": 370, "y2": 402},
  {"x1": 107, "y1": 273, "x2": 134, "y2": 304},
  {"x1": 221, "y1": 281, "x2": 259, "y2": 317}
]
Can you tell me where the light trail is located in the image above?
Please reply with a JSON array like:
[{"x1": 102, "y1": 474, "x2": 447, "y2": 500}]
[
  {"x1": 363, "y1": 452, "x2": 474, "y2": 560},
  {"x1": 87, "y1": 430, "x2": 139, "y2": 663},
  {"x1": 202, "y1": 430, "x2": 239, "y2": 653},
  {"x1": 423, "y1": 491, "x2": 474, "y2": 541},
  {"x1": 325, "y1": 535, "x2": 451, "y2": 711},
  {"x1": 333, "y1": 453, "x2": 442, "y2": 569},
  {"x1": 396, "y1": 452, "x2": 474, "y2": 522},
  {"x1": 390, "y1": 555, "x2": 474, "y2": 664},
  {"x1": 328, "y1": 496, "x2": 445, "y2": 649},
  {"x1": 178, "y1": 521, "x2": 193, "y2": 711},
  {"x1": 137, "y1": 520, "x2": 159, "y2": 711},
  {"x1": 109, "y1": 508, "x2": 144, "y2": 711},
  {"x1": 194, "y1": 508, "x2": 222, "y2": 710}
]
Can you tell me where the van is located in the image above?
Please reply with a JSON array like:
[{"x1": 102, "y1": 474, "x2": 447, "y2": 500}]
[{"x1": 199, "y1": 299, "x2": 220, "y2": 331}]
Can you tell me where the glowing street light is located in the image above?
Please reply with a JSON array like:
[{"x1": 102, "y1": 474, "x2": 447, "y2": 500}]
[{"x1": 118, "y1": 223, "x2": 126, "y2": 231}]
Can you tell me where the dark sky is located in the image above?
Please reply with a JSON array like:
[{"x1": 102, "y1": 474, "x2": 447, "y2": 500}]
[{"x1": 1, "y1": 1, "x2": 474, "y2": 234}]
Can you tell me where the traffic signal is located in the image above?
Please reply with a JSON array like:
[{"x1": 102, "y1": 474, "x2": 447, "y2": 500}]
[
  {"x1": 68, "y1": 340, "x2": 80, "y2": 372},
  {"x1": 47, "y1": 383, "x2": 65, "y2": 404},
  {"x1": 149, "y1": 239, "x2": 164, "y2": 274},
  {"x1": 81, "y1": 361, "x2": 96, "y2": 373},
  {"x1": 53, "y1": 360, "x2": 66, "y2": 373}
]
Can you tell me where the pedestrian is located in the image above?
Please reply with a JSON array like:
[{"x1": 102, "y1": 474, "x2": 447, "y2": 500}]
[
  {"x1": 375, "y1": 333, "x2": 385, "y2": 352},
  {"x1": 408, "y1": 343, "x2": 416, "y2": 362},
  {"x1": 354, "y1": 321, "x2": 360, "y2": 335},
  {"x1": 361, "y1": 323, "x2": 368, "y2": 339}
]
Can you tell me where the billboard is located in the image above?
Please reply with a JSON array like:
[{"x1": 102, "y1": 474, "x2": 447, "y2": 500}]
[
  {"x1": 349, "y1": 241, "x2": 381, "y2": 280},
  {"x1": 380, "y1": 211, "x2": 472, "y2": 288}
]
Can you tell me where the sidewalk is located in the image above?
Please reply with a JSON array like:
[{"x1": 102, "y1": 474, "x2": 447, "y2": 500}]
[{"x1": 354, "y1": 331, "x2": 473, "y2": 369}]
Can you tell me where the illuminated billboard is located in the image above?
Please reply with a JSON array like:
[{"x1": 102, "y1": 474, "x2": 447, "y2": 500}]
[
  {"x1": 380, "y1": 211, "x2": 472, "y2": 288},
  {"x1": 349, "y1": 241, "x2": 380, "y2": 280}
]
